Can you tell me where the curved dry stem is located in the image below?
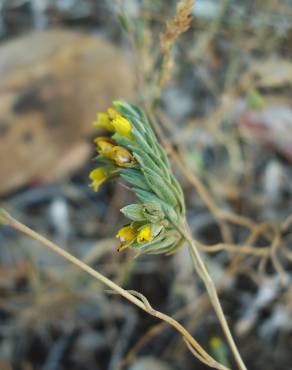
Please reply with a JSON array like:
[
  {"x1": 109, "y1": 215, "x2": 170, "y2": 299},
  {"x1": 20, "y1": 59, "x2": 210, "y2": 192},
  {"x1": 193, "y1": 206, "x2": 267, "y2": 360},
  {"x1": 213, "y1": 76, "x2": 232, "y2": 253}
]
[
  {"x1": 196, "y1": 240, "x2": 270, "y2": 257},
  {"x1": 0, "y1": 209, "x2": 229, "y2": 370},
  {"x1": 182, "y1": 224, "x2": 247, "y2": 370}
]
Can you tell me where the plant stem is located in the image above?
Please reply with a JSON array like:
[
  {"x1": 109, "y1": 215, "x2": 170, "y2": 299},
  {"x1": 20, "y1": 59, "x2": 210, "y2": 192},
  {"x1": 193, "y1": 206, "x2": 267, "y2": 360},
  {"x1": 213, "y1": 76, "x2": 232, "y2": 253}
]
[
  {"x1": 0, "y1": 209, "x2": 230, "y2": 370},
  {"x1": 182, "y1": 223, "x2": 247, "y2": 370}
]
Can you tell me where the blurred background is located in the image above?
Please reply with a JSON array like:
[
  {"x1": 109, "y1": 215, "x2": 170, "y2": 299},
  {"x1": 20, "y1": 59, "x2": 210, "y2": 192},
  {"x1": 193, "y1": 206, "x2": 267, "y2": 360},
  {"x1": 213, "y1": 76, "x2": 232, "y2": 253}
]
[{"x1": 0, "y1": 1, "x2": 292, "y2": 369}]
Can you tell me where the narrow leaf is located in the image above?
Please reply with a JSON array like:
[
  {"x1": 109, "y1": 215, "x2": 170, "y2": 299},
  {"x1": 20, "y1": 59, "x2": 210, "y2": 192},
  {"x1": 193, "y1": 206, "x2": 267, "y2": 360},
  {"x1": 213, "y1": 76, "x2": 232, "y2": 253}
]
[{"x1": 120, "y1": 204, "x2": 146, "y2": 221}]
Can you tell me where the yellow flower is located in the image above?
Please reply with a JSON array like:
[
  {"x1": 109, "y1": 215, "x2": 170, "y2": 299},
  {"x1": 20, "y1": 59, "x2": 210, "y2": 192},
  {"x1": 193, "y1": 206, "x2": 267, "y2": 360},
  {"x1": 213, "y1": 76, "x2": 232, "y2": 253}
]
[
  {"x1": 116, "y1": 225, "x2": 137, "y2": 251},
  {"x1": 111, "y1": 115, "x2": 132, "y2": 139},
  {"x1": 94, "y1": 113, "x2": 114, "y2": 131},
  {"x1": 93, "y1": 107, "x2": 132, "y2": 139},
  {"x1": 95, "y1": 137, "x2": 135, "y2": 167},
  {"x1": 89, "y1": 167, "x2": 108, "y2": 191},
  {"x1": 137, "y1": 225, "x2": 153, "y2": 244},
  {"x1": 107, "y1": 108, "x2": 119, "y2": 120},
  {"x1": 110, "y1": 146, "x2": 135, "y2": 167},
  {"x1": 94, "y1": 137, "x2": 115, "y2": 157}
]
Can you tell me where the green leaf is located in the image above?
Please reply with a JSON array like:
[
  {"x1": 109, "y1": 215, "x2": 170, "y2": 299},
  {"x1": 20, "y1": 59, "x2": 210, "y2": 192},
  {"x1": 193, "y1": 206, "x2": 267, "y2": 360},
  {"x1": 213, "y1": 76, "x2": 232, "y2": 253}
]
[
  {"x1": 128, "y1": 115, "x2": 147, "y2": 136},
  {"x1": 132, "y1": 129, "x2": 154, "y2": 154},
  {"x1": 142, "y1": 167, "x2": 178, "y2": 207},
  {"x1": 112, "y1": 133, "x2": 133, "y2": 149},
  {"x1": 151, "y1": 223, "x2": 164, "y2": 238},
  {"x1": 142, "y1": 202, "x2": 165, "y2": 223},
  {"x1": 120, "y1": 204, "x2": 146, "y2": 221},
  {"x1": 134, "y1": 188, "x2": 178, "y2": 223},
  {"x1": 113, "y1": 100, "x2": 140, "y2": 119},
  {"x1": 134, "y1": 231, "x2": 180, "y2": 254},
  {"x1": 134, "y1": 151, "x2": 165, "y2": 180},
  {"x1": 170, "y1": 175, "x2": 185, "y2": 214},
  {"x1": 128, "y1": 103, "x2": 156, "y2": 137},
  {"x1": 156, "y1": 144, "x2": 171, "y2": 169},
  {"x1": 120, "y1": 168, "x2": 150, "y2": 191},
  {"x1": 148, "y1": 151, "x2": 171, "y2": 181}
]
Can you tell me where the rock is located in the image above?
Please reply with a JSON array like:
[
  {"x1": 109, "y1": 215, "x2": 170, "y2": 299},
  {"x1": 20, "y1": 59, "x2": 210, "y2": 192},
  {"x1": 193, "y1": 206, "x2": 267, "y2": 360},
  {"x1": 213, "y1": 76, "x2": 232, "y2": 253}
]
[{"x1": 0, "y1": 30, "x2": 134, "y2": 195}]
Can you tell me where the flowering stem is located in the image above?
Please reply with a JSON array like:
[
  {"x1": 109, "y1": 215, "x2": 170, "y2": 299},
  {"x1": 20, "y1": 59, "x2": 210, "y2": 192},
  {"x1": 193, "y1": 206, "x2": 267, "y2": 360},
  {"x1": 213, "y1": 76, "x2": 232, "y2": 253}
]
[
  {"x1": 182, "y1": 223, "x2": 248, "y2": 370},
  {"x1": 0, "y1": 209, "x2": 230, "y2": 370}
]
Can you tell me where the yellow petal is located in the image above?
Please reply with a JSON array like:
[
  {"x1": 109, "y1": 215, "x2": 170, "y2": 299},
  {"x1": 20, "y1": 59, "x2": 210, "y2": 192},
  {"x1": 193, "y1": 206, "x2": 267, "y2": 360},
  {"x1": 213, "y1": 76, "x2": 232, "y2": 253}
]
[
  {"x1": 89, "y1": 167, "x2": 108, "y2": 191},
  {"x1": 116, "y1": 225, "x2": 136, "y2": 241},
  {"x1": 94, "y1": 113, "x2": 114, "y2": 131},
  {"x1": 116, "y1": 225, "x2": 137, "y2": 251},
  {"x1": 107, "y1": 108, "x2": 119, "y2": 120},
  {"x1": 94, "y1": 137, "x2": 115, "y2": 157},
  {"x1": 94, "y1": 136, "x2": 114, "y2": 145},
  {"x1": 137, "y1": 225, "x2": 152, "y2": 244},
  {"x1": 111, "y1": 115, "x2": 132, "y2": 139},
  {"x1": 110, "y1": 146, "x2": 135, "y2": 167}
]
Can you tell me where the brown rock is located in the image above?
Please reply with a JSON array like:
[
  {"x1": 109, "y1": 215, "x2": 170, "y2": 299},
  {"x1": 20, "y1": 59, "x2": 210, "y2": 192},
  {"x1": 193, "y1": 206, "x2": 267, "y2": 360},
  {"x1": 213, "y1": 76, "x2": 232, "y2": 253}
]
[{"x1": 0, "y1": 29, "x2": 134, "y2": 195}]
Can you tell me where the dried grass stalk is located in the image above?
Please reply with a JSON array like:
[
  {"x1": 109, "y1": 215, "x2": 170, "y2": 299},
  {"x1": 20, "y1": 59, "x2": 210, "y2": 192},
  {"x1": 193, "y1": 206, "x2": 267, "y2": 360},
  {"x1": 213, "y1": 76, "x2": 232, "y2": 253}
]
[{"x1": 160, "y1": 0, "x2": 194, "y2": 85}]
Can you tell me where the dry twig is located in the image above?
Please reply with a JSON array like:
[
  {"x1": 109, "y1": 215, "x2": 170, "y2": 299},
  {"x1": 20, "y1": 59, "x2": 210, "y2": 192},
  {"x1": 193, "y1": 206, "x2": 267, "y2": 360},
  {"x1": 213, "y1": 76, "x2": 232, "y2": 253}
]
[
  {"x1": 160, "y1": 0, "x2": 194, "y2": 86},
  {"x1": 0, "y1": 209, "x2": 230, "y2": 370}
]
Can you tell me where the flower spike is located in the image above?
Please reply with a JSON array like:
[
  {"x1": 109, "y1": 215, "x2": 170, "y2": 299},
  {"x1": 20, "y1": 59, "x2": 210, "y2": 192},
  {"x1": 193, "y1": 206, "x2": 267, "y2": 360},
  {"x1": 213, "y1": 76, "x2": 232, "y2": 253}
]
[{"x1": 90, "y1": 100, "x2": 185, "y2": 254}]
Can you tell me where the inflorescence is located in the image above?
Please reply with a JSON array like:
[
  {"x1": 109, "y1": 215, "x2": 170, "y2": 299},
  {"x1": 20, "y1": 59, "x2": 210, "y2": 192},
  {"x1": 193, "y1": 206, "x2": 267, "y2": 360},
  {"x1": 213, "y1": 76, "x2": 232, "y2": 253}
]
[{"x1": 90, "y1": 101, "x2": 185, "y2": 254}]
